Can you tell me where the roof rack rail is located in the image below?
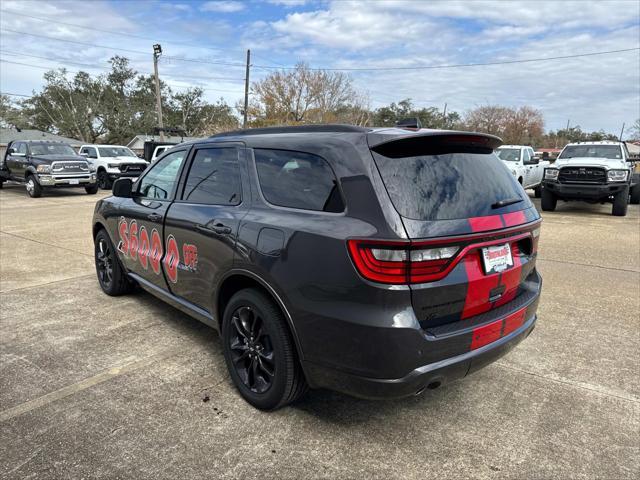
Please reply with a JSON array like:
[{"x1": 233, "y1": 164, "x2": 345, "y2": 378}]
[{"x1": 209, "y1": 124, "x2": 370, "y2": 138}]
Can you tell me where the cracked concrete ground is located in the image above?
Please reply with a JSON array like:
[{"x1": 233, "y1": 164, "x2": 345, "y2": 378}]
[{"x1": 1, "y1": 182, "x2": 638, "y2": 479}]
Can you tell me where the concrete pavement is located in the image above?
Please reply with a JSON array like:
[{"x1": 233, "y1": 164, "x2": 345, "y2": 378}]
[{"x1": 1, "y1": 182, "x2": 638, "y2": 479}]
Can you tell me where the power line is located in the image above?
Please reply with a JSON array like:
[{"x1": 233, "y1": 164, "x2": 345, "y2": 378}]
[
  {"x1": 1, "y1": 92, "x2": 32, "y2": 98},
  {"x1": 0, "y1": 8, "x2": 237, "y2": 55},
  {"x1": 0, "y1": 28, "x2": 247, "y2": 68},
  {"x1": 253, "y1": 48, "x2": 640, "y2": 71},
  {"x1": 0, "y1": 50, "x2": 245, "y2": 81},
  {"x1": 0, "y1": 59, "x2": 242, "y2": 93}
]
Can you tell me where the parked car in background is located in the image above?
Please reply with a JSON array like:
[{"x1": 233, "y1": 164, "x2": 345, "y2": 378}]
[
  {"x1": 542, "y1": 141, "x2": 639, "y2": 216},
  {"x1": 0, "y1": 140, "x2": 97, "y2": 197},
  {"x1": 495, "y1": 145, "x2": 549, "y2": 197},
  {"x1": 79, "y1": 144, "x2": 149, "y2": 190},
  {"x1": 92, "y1": 125, "x2": 542, "y2": 410},
  {"x1": 142, "y1": 141, "x2": 177, "y2": 163}
]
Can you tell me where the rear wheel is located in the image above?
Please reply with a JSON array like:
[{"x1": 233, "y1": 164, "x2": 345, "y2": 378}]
[
  {"x1": 97, "y1": 170, "x2": 112, "y2": 190},
  {"x1": 94, "y1": 229, "x2": 132, "y2": 296},
  {"x1": 630, "y1": 184, "x2": 640, "y2": 205},
  {"x1": 222, "y1": 288, "x2": 307, "y2": 410},
  {"x1": 534, "y1": 184, "x2": 542, "y2": 198},
  {"x1": 25, "y1": 175, "x2": 42, "y2": 198},
  {"x1": 541, "y1": 188, "x2": 556, "y2": 211},
  {"x1": 612, "y1": 186, "x2": 629, "y2": 216},
  {"x1": 85, "y1": 184, "x2": 99, "y2": 194}
]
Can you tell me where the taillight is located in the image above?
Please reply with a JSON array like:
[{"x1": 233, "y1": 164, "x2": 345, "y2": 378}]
[{"x1": 347, "y1": 240, "x2": 458, "y2": 284}]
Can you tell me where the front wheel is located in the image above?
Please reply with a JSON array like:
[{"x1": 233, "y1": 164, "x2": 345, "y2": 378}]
[
  {"x1": 541, "y1": 188, "x2": 556, "y2": 211},
  {"x1": 612, "y1": 186, "x2": 629, "y2": 216},
  {"x1": 534, "y1": 184, "x2": 542, "y2": 198},
  {"x1": 94, "y1": 229, "x2": 132, "y2": 296},
  {"x1": 97, "y1": 170, "x2": 112, "y2": 190},
  {"x1": 222, "y1": 289, "x2": 308, "y2": 410},
  {"x1": 85, "y1": 184, "x2": 99, "y2": 194},
  {"x1": 630, "y1": 184, "x2": 640, "y2": 205},
  {"x1": 25, "y1": 175, "x2": 42, "y2": 198}
]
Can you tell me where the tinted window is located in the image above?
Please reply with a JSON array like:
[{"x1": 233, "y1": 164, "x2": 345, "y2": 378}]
[
  {"x1": 254, "y1": 149, "x2": 344, "y2": 212},
  {"x1": 496, "y1": 148, "x2": 520, "y2": 161},
  {"x1": 15, "y1": 143, "x2": 26, "y2": 154},
  {"x1": 138, "y1": 150, "x2": 186, "y2": 200},
  {"x1": 183, "y1": 148, "x2": 241, "y2": 205},
  {"x1": 373, "y1": 152, "x2": 526, "y2": 221},
  {"x1": 559, "y1": 145, "x2": 622, "y2": 160},
  {"x1": 29, "y1": 143, "x2": 76, "y2": 156}
]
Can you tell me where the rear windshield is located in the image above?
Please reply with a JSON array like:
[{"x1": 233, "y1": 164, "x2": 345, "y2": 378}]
[
  {"x1": 372, "y1": 152, "x2": 525, "y2": 221},
  {"x1": 558, "y1": 145, "x2": 622, "y2": 160}
]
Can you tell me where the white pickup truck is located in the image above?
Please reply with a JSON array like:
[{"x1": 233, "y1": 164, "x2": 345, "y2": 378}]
[
  {"x1": 495, "y1": 145, "x2": 549, "y2": 197},
  {"x1": 79, "y1": 144, "x2": 149, "y2": 190}
]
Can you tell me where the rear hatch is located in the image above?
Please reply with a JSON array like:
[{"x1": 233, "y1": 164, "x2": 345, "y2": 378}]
[{"x1": 366, "y1": 130, "x2": 541, "y2": 332}]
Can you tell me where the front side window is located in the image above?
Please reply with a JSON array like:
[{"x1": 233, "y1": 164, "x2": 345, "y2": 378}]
[
  {"x1": 254, "y1": 149, "x2": 344, "y2": 212},
  {"x1": 138, "y1": 150, "x2": 186, "y2": 200},
  {"x1": 98, "y1": 147, "x2": 136, "y2": 158},
  {"x1": 523, "y1": 149, "x2": 531, "y2": 162},
  {"x1": 15, "y1": 143, "x2": 26, "y2": 154},
  {"x1": 182, "y1": 148, "x2": 242, "y2": 205},
  {"x1": 559, "y1": 145, "x2": 622, "y2": 160}
]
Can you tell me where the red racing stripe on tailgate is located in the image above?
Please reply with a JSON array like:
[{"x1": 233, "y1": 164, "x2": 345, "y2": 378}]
[
  {"x1": 461, "y1": 252, "x2": 499, "y2": 319},
  {"x1": 468, "y1": 215, "x2": 504, "y2": 232},
  {"x1": 502, "y1": 309, "x2": 527, "y2": 336},
  {"x1": 502, "y1": 210, "x2": 527, "y2": 227},
  {"x1": 493, "y1": 243, "x2": 523, "y2": 307},
  {"x1": 470, "y1": 319, "x2": 502, "y2": 350}
]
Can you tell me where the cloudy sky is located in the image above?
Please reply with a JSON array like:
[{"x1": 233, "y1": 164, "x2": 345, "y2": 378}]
[{"x1": 1, "y1": 0, "x2": 638, "y2": 133}]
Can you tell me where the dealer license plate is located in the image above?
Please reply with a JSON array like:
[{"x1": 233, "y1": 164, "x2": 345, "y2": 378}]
[
  {"x1": 481, "y1": 243, "x2": 513, "y2": 274},
  {"x1": 68, "y1": 179, "x2": 80, "y2": 185}
]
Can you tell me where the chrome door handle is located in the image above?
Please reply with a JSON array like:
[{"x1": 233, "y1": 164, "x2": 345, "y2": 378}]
[{"x1": 147, "y1": 213, "x2": 163, "y2": 222}]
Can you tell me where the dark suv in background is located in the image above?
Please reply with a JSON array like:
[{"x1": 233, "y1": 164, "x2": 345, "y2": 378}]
[
  {"x1": 92, "y1": 125, "x2": 542, "y2": 410},
  {"x1": 1, "y1": 140, "x2": 97, "y2": 197}
]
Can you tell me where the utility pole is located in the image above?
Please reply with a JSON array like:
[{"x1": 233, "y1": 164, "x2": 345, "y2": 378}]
[
  {"x1": 619, "y1": 122, "x2": 625, "y2": 141},
  {"x1": 442, "y1": 102, "x2": 447, "y2": 126},
  {"x1": 153, "y1": 44, "x2": 165, "y2": 141},
  {"x1": 243, "y1": 49, "x2": 251, "y2": 129}
]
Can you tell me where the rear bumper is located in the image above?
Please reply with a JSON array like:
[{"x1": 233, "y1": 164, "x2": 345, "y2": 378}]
[
  {"x1": 304, "y1": 314, "x2": 537, "y2": 399},
  {"x1": 543, "y1": 181, "x2": 627, "y2": 199}
]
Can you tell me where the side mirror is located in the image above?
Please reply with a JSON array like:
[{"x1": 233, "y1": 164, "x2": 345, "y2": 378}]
[
  {"x1": 7, "y1": 147, "x2": 15, "y2": 155},
  {"x1": 80, "y1": 152, "x2": 88, "y2": 157},
  {"x1": 524, "y1": 157, "x2": 539, "y2": 165},
  {"x1": 112, "y1": 178, "x2": 133, "y2": 198}
]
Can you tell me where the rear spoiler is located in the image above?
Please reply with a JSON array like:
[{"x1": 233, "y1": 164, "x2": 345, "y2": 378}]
[{"x1": 368, "y1": 130, "x2": 503, "y2": 158}]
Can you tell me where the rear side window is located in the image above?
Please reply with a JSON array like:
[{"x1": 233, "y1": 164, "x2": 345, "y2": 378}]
[
  {"x1": 182, "y1": 148, "x2": 241, "y2": 205},
  {"x1": 373, "y1": 151, "x2": 525, "y2": 221},
  {"x1": 254, "y1": 149, "x2": 344, "y2": 212}
]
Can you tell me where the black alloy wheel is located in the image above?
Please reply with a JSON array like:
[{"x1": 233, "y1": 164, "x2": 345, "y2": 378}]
[
  {"x1": 94, "y1": 229, "x2": 132, "y2": 296},
  {"x1": 228, "y1": 306, "x2": 275, "y2": 394},
  {"x1": 222, "y1": 289, "x2": 307, "y2": 410},
  {"x1": 96, "y1": 235, "x2": 114, "y2": 289}
]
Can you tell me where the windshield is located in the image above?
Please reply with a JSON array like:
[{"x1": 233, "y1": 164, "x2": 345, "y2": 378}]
[
  {"x1": 559, "y1": 145, "x2": 622, "y2": 160},
  {"x1": 29, "y1": 144, "x2": 76, "y2": 156},
  {"x1": 496, "y1": 148, "x2": 521, "y2": 162},
  {"x1": 373, "y1": 151, "x2": 527, "y2": 221},
  {"x1": 98, "y1": 147, "x2": 137, "y2": 158}
]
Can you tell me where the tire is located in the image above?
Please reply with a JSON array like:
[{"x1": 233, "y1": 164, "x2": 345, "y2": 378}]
[
  {"x1": 534, "y1": 184, "x2": 542, "y2": 198},
  {"x1": 94, "y1": 229, "x2": 133, "y2": 296},
  {"x1": 0, "y1": 180, "x2": 4, "y2": 189},
  {"x1": 85, "y1": 183, "x2": 99, "y2": 194},
  {"x1": 541, "y1": 188, "x2": 557, "y2": 211},
  {"x1": 630, "y1": 184, "x2": 640, "y2": 205},
  {"x1": 222, "y1": 288, "x2": 308, "y2": 410},
  {"x1": 97, "y1": 170, "x2": 112, "y2": 190},
  {"x1": 25, "y1": 174, "x2": 42, "y2": 198},
  {"x1": 612, "y1": 186, "x2": 629, "y2": 216}
]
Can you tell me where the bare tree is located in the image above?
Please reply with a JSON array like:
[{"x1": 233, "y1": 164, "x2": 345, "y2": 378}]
[
  {"x1": 464, "y1": 105, "x2": 544, "y2": 144},
  {"x1": 249, "y1": 63, "x2": 365, "y2": 126}
]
